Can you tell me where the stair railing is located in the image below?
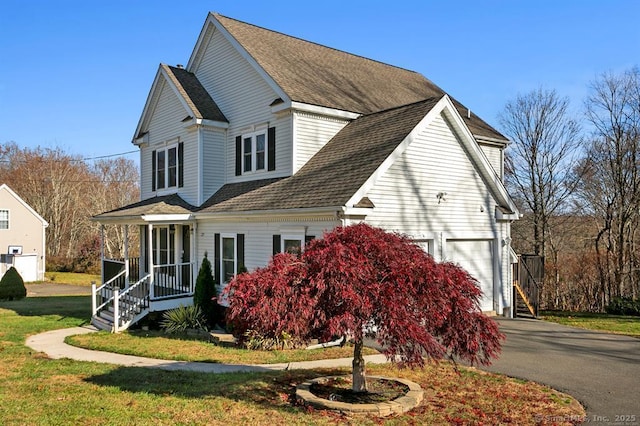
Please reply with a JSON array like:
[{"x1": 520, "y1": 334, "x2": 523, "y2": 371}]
[{"x1": 113, "y1": 274, "x2": 151, "y2": 332}]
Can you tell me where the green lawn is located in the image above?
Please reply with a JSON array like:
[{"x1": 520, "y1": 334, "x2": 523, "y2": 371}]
[
  {"x1": 0, "y1": 296, "x2": 585, "y2": 425},
  {"x1": 541, "y1": 311, "x2": 640, "y2": 337},
  {"x1": 66, "y1": 330, "x2": 377, "y2": 364},
  {"x1": 44, "y1": 271, "x2": 101, "y2": 286}
]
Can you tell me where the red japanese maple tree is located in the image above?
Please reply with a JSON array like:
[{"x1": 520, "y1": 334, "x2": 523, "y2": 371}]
[{"x1": 225, "y1": 223, "x2": 503, "y2": 392}]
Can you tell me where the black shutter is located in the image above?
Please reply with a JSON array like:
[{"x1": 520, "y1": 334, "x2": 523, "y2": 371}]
[
  {"x1": 214, "y1": 233, "x2": 220, "y2": 284},
  {"x1": 272, "y1": 234, "x2": 281, "y2": 255},
  {"x1": 178, "y1": 142, "x2": 184, "y2": 188},
  {"x1": 151, "y1": 150, "x2": 156, "y2": 191},
  {"x1": 305, "y1": 235, "x2": 315, "y2": 245},
  {"x1": 267, "y1": 127, "x2": 276, "y2": 171},
  {"x1": 237, "y1": 234, "x2": 245, "y2": 273},
  {"x1": 235, "y1": 136, "x2": 242, "y2": 176}
]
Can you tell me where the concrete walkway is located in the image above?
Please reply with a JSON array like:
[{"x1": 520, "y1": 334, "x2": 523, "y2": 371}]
[{"x1": 25, "y1": 326, "x2": 389, "y2": 373}]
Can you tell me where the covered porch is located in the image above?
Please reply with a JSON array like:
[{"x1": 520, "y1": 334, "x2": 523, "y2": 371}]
[{"x1": 91, "y1": 195, "x2": 198, "y2": 332}]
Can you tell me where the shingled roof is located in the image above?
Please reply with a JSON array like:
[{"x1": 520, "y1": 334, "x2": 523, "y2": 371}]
[
  {"x1": 94, "y1": 194, "x2": 197, "y2": 220},
  {"x1": 162, "y1": 64, "x2": 227, "y2": 122},
  {"x1": 213, "y1": 14, "x2": 506, "y2": 142},
  {"x1": 198, "y1": 98, "x2": 441, "y2": 213}
]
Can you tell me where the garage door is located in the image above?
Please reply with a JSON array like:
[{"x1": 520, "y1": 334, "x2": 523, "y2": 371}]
[{"x1": 446, "y1": 240, "x2": 494, "y2": 312}]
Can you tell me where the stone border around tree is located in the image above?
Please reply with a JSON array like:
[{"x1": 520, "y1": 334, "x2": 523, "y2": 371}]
[{"x1": 295, "y1": 375, "x2": 424, "y2": 417}]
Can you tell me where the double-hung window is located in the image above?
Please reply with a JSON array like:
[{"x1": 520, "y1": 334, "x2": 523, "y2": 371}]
[
  {"x1": 221, "y1": 235, "x2": 236, "y2": 283},
  {"x1": 242, "y1": 131, "x2": 266, "y2": 173},
  {"x1": 0, "y1": 210, "x2": 8, "y2": 230},
  {"x1": 152, "y1": 142, "x2": 183, "y2": 192},
  {"x1": 235, "y1": 127, "x2": 275, "y2": 176}
]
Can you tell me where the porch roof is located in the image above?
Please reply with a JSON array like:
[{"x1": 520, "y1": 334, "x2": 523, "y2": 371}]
[{"x1": 93, "y1": 194, "x2": 196, "y2": 222}]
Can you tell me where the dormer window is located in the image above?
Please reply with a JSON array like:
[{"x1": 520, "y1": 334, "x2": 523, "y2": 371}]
[
  {"x1": 236, "y1": 127, "x2": 276, "y2": 176},
  {"x1": 152, "y1": 142, "x2": 184, "y2": 192}
]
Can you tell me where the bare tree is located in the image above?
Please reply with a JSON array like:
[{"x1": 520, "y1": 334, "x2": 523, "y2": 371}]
[
  {"x1": 500, "y1": 88, "x2": 584, "y2": 257},
  {"x1": 0, "y1": 142, "x2": 139, "y2": 271},
  {"x1": 88, "y1": 158, "x2": 140, "y2": 259},
  {"x1": 580, "y1": 67, "x2": 640, "y2": 304}
]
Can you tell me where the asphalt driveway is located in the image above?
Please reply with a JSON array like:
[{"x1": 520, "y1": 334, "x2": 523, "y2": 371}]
[{"x1": 481, "y1": 318, "x2": 639, "y2": 424}]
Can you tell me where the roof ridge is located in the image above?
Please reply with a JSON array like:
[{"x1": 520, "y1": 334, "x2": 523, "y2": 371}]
[
  {"x1": 212, "y1": 13, "x2": 424, "y2": 77},
  {"x1": 358, "y1": 96, "x2": 443, "y2": 118}
]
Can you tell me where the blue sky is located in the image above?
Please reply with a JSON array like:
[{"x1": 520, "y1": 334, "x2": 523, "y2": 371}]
[{"x1": 1, "y1": 0, "x2": 638, "y2": 162}]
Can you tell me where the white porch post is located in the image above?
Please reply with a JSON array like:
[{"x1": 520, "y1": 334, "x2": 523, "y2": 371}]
[
  {"x1": 148, "y1": 223, "x2": 154, "y2": 299},
  {"x1": 100, "y1": 224, "x2": 105, "y2": 285},
  {"x1": 124, "y1": 225, "x2": 129, "y2": 289},
  {"x1": 191, "y1": 223, "x2": 196, "y2": 291}
]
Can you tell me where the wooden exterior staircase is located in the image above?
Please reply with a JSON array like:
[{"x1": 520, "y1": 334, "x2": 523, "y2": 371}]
[
  {"x1": 91, "y1": 273, "x2": 151, "y2": 332},
  {"x1": 513, "y1": 254, "x2": 544, "y2": 318}
]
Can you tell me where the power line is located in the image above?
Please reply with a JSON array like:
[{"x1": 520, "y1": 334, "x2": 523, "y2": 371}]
[{"x1": 0, "y1": 149, "x2": 139, "y2": 164}]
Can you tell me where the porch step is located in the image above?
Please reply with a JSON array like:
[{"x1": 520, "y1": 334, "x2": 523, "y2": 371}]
[{"x1": 91, "y1": 315, "x2": 113, "y2": 331}]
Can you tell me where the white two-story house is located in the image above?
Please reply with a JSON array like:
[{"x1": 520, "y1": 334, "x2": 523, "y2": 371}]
[{"x1": 92, "y1": 13, "x2": 519, "y2": 332}]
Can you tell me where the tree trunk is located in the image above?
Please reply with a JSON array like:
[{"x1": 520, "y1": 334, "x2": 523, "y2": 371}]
[{"x1": 352, "y1": 340, "x2": 368, "y2": 393}]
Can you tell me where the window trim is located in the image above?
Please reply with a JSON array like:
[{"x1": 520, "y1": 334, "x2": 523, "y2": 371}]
[
  {"x1": 220, "y1": 233, "x2": 237, "y2": 284},
  {"x1": 281, "y1": 234, "x2": 304, "y2": 254},
  {"x1": 0, "y1": 209, "x2": 8, "y2": 230},
  {"x1": 153, "y1": 141, "x2": 183, "y2": 194},
  {"x1": 241, "y1": 130, "x2": 268, "y2": 174}
]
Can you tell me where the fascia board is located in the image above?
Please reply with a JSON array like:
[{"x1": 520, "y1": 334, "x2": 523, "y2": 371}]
[
  {"x1": 132, "y1": 67, "x2": 165, "y2": 144},
  {"x1": 142, "y1": 214, "x2": 194, "y2": 222},
  {"x1": 439, "y1": 98, "x2": 520, "y2": 217},
  {"x1": 289, "y1": 102, "x2": 361, "y2": 120}
]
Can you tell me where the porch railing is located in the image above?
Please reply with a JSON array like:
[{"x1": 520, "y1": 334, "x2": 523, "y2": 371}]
[{"x1": 151, "y1": 261, "x2": 195, "y2": 300}]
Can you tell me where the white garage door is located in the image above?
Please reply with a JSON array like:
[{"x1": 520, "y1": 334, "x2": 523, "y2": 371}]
[{"x1": 446, "y1": 239, "x2": 494, "y2": 312}]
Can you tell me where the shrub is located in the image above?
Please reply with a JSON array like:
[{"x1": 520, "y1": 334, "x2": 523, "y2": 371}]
[
  {"x1": 193, "y1": 252, "x2": 218, "y2": 327},
  {"x1": 242, "y1": 329, "x2": 306, "y2": 350},
  {"x1": 606, "y1": 297, "x2": 640, "y2": 316},
  {"x1": 160, "y1": 305, "x2": 207, "y2": 334},
  {"x1": 0, "y1": 267, "x2": 27, "y2": 300}
]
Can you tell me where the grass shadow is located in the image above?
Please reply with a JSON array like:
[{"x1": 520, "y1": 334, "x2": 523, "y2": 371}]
[
  {"x1": 0, "y1": 295, "x2": 91, "y2": 323},
  {"x1": 84, "y1": 365, "x2": 346, "y2": 409}
]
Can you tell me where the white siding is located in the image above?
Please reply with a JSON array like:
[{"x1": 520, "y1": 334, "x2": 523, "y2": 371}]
[
  {"x1": 201, "y1": 128, "x2": 226, "y2": 202},
  {"x1": 139, "y1": 80, "x2": 199, "y2": 205},
  {"x1": 193, "y1": 28, "x2": 293, "y2": 181},
  {"x1": 363, "y1": 113, "x2": 510, "y2": 314},
  {"x1": 363, "y1": 114, "x2": 496, "y2": 236},
  {"x1": 480, "y1": 144, "x2": 503, "y2": 179},
  {"x1": 196, "y1": 219, "x2": 338, "y2": 274},
  {"x1": 294, "y1": 112, "x2": 349, "y2": 172}
]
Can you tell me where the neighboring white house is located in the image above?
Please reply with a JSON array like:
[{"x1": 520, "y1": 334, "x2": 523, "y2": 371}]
[
  {"x1": 92, "y1": 13, "x2": 519, "y2": 332},
  {"x1": 0, "y1": 184, "x2": 48, "y2": 282}
]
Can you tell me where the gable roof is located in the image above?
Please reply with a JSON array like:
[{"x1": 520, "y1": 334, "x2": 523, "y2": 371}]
[
  {"x1": 198, "y1": 95, "x2": 518, "y2": 217},
  {"x1": 200, "y1": 13, "x2": 506, "y2": 142},
  {"x1": 199, "y1": 98, "x2": 442, "y2": 213},
  {"x1": 94, "y1": 194, "x2": 196, "y2": 222},
  {"x1": 0, "y1": 184, "x2": 48, "y2": 226},
  {"x1": 133, "y1": 64, "x2": 227, "y2": 141},
  {"x1": 162, "y1": 64, "x2": 228, "y2": 123}
]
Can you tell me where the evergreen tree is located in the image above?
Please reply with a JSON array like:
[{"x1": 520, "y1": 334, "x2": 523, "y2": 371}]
[
  {"x1": 193, "y1": 252, "x2": 217, "y2": 327},
  {"x1": 0, "y1": 267, "x2": 27, "y2": 300}
]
